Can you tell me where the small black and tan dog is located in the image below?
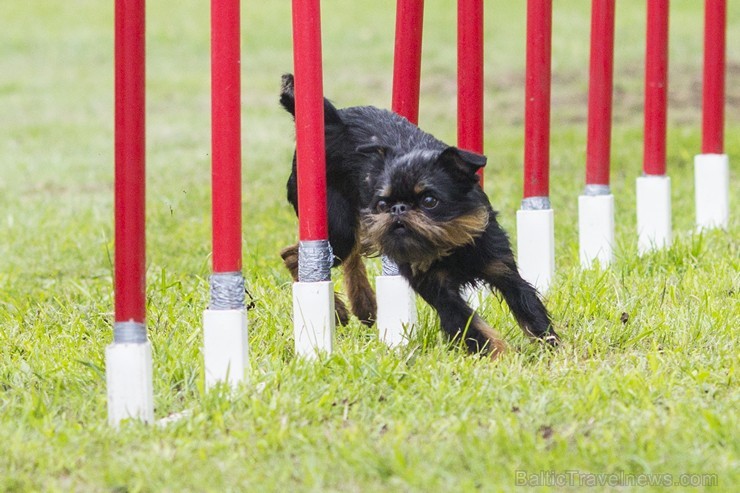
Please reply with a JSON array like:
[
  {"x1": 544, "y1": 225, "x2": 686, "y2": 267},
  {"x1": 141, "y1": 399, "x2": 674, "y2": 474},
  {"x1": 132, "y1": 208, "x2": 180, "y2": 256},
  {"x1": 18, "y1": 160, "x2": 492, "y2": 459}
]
[{"x1": 279, "y1": 74, "x2": 558, "y2": 357}]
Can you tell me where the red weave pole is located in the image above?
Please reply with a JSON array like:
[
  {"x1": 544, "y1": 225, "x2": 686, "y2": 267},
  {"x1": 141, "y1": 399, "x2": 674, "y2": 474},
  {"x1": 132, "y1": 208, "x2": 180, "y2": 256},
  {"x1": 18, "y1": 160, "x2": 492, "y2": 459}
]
[
  {"x1": 392, "y1": 0, "x2": 424, "y2": 124},
  {"x1": 643, "y1": 0, "x2": 669, "y2": 176},
  {"x1": 523, "y1": 0, "x2": 552, "y2": 198},
  {"x1": 457, "y1": 0, "x2": 484, "y2": 183},
  {"x1": 585, "y1": 0, "x2": 616, "y2": 186},
  {"x1": 702, "y1": 0, "x2": 726, "y2": 154},
  {"x1": 114, "y1": 0, "x2": 146, "y2": 324},
  {"x1": 292, "y1": 0, "x2": 328, "y2": 241},
  {"x1": 211, "y1": 0, "x2": 242, "y2": 273}
]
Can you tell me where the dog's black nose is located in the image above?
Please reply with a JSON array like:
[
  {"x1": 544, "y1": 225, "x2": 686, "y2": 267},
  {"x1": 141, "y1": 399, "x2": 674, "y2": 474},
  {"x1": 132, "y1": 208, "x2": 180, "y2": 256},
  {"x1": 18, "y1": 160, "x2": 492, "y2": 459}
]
[{"x1": 390, "y1": 203, "x2": 408, "y2": 216}]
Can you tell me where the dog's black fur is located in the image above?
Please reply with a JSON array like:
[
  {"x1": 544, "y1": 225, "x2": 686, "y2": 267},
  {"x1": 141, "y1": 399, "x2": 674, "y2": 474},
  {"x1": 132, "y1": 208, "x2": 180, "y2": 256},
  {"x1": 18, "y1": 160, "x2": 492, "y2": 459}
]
[{"x1": 279, "y1": 74, "x2": 558, "y2": 356}]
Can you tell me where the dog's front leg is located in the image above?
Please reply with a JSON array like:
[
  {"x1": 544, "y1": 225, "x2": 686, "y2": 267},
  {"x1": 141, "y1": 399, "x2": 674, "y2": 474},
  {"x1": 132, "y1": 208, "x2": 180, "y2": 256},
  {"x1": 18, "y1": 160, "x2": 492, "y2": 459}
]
[
  {"x1": 407, "y1": 268, "x2": 506, "y2": 357},
  {"x1": 481, "y1": 257, "x2": 559, "y2": 346}
]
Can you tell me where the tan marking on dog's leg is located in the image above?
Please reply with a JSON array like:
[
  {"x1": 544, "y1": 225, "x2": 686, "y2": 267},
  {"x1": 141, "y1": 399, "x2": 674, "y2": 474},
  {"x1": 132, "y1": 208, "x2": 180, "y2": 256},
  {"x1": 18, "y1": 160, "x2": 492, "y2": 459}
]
[
  {"x1": 342, "y1": 248, "x2": 376, "y2": 326},
  {"x1": 280, "y1": 243, "x2": 299, "y2": 281},
  {"x1": 471, "y1": 316, "x2": 507, "y2": 359}
]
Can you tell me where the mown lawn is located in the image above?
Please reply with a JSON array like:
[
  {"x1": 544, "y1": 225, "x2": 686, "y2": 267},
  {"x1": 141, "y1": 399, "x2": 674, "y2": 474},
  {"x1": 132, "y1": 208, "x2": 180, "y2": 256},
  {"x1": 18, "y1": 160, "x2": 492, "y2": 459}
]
[{"x1": 0, "y1": 1, "x2": 737, "y2": 491}]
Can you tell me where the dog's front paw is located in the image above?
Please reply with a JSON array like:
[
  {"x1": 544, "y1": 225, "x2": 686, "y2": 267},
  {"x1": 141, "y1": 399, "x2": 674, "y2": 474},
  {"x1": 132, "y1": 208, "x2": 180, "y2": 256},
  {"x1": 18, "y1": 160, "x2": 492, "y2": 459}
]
[{"x1": 540, "y1": 331, "x2": 560, "y2": 348}]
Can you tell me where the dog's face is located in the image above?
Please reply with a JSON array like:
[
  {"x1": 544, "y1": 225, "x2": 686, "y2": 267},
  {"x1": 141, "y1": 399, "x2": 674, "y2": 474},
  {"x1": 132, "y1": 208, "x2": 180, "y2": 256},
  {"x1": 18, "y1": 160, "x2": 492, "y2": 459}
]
[{"x1": 360, "y1": 146, "x2": 490, "y2": 271}]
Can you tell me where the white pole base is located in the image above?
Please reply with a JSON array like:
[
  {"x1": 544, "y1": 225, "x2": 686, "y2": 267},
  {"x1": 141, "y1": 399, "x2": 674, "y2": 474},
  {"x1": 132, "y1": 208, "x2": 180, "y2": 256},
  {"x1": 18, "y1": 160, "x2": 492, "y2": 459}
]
[
  {"x1": 462, "y1": 285, "x2": 486, "y2": 311},
  {"x1": 578, "y1": 193, "x2": 615, "y2": 268},
  {"x1": 376, "y1": 275, "x2": 417, "y2": 348},
  {"x1": 516, "y1": 207, "x2": 555, "y2": 293},
  {"x1": 203, "y1": 308, "x2": 249, "y2": 389},
  {"x1": 106, "y1": 341, "x2": 154, "y2": 426},
  {"x1": 694, "y1": 153, "x2": 729, "y2": 230},
  {"x1": 293, "y1": 281, "x2": 335, "y2": 358},
  {"x1": 636, "y1": 175, "x2": 672, "y2": 254}
]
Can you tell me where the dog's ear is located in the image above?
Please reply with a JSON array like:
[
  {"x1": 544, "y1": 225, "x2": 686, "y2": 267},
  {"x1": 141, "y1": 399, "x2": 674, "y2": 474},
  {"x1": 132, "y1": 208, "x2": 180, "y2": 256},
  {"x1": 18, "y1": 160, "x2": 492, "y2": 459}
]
[
  {"x1": 280, "y1": 74, "x2": 296, "y2": 115},
  {"x1": 438, "y1": 147, "x2": 487, "y2": 182}
]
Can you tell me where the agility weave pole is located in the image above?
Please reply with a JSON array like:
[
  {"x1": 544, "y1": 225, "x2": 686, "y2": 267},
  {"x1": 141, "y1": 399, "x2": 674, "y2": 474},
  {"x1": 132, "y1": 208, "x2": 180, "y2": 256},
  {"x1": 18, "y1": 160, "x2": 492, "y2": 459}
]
[
  {"x1": 203, "y1": 0, "x2": 250, "y2": 388},
  {"x1": 290, "y1": 0, "x2": 336, "y2": 358},
  {"x1": 457, "y1": 0, "x2": 487, "y2": 309},
  {"x1": 517, "y1": 0, "x2": 555, "y2": 293},
  {"x1": 391, "y1": 0, "x2": 424, "y2": 125},
  {"x1": 375, "y1": 0, "x2": 425, "y2": 348},
  {"x1": 457, "y1": 0, "x2": 484, "y2": 169},
  {"x1": 636, "y1": 0, "x2": 672, "y2": 254},
  {"x1": 578, "y1": 0, "x2": 616, "y2": 268},
  {"x1": 695, "y1": 0, "x2": 729, "y2": 230},
  {"x1": 107, "y1": 0, "x2": 154, "y2": 426}
]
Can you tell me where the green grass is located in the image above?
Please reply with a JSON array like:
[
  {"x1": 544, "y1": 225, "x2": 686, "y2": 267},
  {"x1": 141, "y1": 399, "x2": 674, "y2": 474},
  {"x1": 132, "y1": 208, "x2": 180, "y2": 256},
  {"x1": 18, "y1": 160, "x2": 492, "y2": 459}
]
[{"x1": 0, "y1": 0, "x2": 738, "y2": 491}]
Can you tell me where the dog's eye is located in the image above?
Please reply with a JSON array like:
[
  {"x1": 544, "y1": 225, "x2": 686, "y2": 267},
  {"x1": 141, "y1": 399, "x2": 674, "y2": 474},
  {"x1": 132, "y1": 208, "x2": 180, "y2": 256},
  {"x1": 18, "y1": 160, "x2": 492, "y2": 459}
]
[
  {"x1": 376, "y1": 200, "x2": 389, "y2": 213},
  {"x1": 420, "y1": 195, "x2": 439, "y2": 210}
]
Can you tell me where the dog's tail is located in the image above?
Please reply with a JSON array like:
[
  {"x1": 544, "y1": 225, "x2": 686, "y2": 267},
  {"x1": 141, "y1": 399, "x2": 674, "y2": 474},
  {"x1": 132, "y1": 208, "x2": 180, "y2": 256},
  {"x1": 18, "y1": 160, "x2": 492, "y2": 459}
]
[{"x1": 280, "y1": 73, "x2": 342, "y2": 125}]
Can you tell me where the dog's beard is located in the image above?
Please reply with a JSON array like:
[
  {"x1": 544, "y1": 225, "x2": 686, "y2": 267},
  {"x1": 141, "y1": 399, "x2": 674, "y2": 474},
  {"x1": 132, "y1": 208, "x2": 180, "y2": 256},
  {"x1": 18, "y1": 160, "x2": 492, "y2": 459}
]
[{"x1": 361, "y1": 206, "x2": 490, "y2": 273}]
